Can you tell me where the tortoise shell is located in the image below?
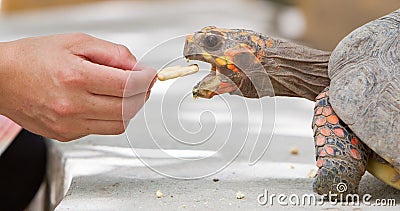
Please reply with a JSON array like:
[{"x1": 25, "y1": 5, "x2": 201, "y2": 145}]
[{"x1": 328, "y1": 9, "x2": 400, "y2": 170}]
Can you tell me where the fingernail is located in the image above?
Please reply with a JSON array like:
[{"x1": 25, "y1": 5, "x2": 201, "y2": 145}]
[{"x1": 146, "y1": 91, "x2": 151, "y2": 100}]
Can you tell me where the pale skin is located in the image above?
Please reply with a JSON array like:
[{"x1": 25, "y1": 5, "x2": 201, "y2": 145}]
[{"x1": 0, "y1": 33, "x2": 157, "y2": 142}]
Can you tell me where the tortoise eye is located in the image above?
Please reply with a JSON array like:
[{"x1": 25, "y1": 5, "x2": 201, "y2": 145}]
[{"x1": 204, "y1": 35, "x2": 220, "y2": 50}]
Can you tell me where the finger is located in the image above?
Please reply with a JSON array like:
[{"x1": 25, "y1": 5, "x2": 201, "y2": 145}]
[
  {"x1": 122, "y1": 92, "x2": 147, "y2": 120},
  {"x1": 82, "y1": 60, "x2": 156, "y2": 97},
  {"x1": 82, "y1": 60, "x2": 129, "y2": 97},
  {"x1": 71, "y1": 34, "x2": 136, "y2": 70},
  {"x1": 146, "y1": 90, "x2": 151, "y2": 100},
  {"x1": 136, "y1": 64, "x2": 158, "y2": 90},
  {"x1": 84, "y1": 92, "x2": 147, "y2": 121},
  {"x1": 149, "y1": 74, "x2": 158, "y2": 89},
  {"x1": 124, "y1": 67, "x2": 157, "y2": 97}
]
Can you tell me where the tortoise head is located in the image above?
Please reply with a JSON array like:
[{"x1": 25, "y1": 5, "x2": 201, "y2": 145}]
[{"x1": 184, "y1": 26, "x2": 271, "y2": 99}]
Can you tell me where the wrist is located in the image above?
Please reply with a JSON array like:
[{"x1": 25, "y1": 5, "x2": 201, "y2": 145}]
[
  {"x1": 0, "y1": 41, "x2": 17, "y2": 77},
  {"x1": 0, "y1": 41, "x2": 17, "y2": 115}
]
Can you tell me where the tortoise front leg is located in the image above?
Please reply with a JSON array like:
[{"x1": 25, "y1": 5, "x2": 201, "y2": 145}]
[{"x1": 312, "y1": 87, "x2": 371, "y2": 196}]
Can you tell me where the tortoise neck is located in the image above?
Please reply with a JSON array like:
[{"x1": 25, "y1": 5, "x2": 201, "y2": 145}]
[{"x1": 260, "y1": 38, "x2": 331, "y2": 101}]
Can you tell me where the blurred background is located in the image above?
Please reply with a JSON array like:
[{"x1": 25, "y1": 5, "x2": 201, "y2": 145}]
[
  {"x1": 1, "y1": 0, "x2": 400, "y2": 210},
  {"x1": 1, "y1": 0, "x2": 400, "y2": 49}
]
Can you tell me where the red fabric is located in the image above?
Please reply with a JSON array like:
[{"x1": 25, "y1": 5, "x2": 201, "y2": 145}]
[{"x1": 0, "y1": 115, "x2": 22, "y2": 156}]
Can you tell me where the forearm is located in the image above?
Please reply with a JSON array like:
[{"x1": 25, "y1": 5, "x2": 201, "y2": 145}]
[{"x1": 0, "y1": 41, "x2": 16, "y2": 116}]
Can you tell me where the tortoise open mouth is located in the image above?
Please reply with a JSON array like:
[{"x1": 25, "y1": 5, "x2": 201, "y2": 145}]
[{"x1": 184, "y1": 54, "x2": 239, "y2": 99}]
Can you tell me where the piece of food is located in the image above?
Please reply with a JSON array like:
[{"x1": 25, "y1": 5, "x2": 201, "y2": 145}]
[
  {"x1": 290, "y1": 146, "x2": 299, "y2": 155},
  {"x1": 235, "y1": 191, "x2": 245, "y2": 199},
  {"x1": 157, "y1": 64, "x2": 199, "y2": 81},
  {"x1": 308, "y1": 168, "x2": 317, "y2": 178},
  {"x1": 156, "y1": 190, "x2": 164, "y2": 198}
]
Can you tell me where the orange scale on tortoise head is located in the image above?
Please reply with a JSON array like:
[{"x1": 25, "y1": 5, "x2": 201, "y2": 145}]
[
  {"x1": 256, "y1": 50, "x2": 266, "y2": 59},
  {"x1": 322, "y1": 107, "x2": 333, "y2": 116},
  {"x1": 315, "y1": 117, "x2": 327, "y2": 127},
  {"x1": 201, "y1": 26, "x2": 216, "y2": 31},
  {"x1": 250, "y1": 35, "x2": 260, "y2": 44},
  {"x1": 215, "y1": 57, "x2": 227, "y2": 66},
  {"x1": 315, "y1": 134, "x2": 326, "y2": 146},
  {"x1": 227, "y1": 64, "x2": 235, "y2": 70},
  {"x1": 265, "y1": 39, "x2": 274, "y2": 48},
  {"x1": 320, "y1": 127, "x2": 331, "y2": 136},
  {"x1": 333, "y1": 128, "x2": 345, "y2": 138},
  {"x1": 250, "y1": 35, "x2": 265, "y2": 47},
  {"x1": 327, "y1": 115, "x2": 339, "y2": 124}
]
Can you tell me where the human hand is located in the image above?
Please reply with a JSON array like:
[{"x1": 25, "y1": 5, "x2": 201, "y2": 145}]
[{"x1": 0, "y1": 33, "x2": 156, "y2": 142}]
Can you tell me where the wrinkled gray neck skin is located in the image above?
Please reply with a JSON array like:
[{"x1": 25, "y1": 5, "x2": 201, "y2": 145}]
[{"x1": 260, "y1": 37, "x2": 331, "y2": 101}]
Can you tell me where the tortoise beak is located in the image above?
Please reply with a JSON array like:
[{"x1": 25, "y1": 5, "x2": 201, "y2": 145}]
[
  {"x1": 184, "y1": 34, "x2": 203, "y2": 61},
  {"x1": 192, "y1": 72, "x2": 219, "y2": 99},
  {"x1": 192, "y1": 71, "x2": 238, "y2": 99}
]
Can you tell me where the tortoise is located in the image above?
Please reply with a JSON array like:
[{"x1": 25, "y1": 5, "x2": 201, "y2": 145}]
[{"x1": 183, "y1": 9, "x2": 400, "y2": 196}]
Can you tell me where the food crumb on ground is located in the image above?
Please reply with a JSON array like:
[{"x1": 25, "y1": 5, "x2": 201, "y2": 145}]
[
  {"x1": 236, "y1": 191, "x2": 245, "y2": 199},
  {"x1": 213, "y1": 178, "x2": 219, "y2": 182},
  {"x1": 156, "y1": 190, "x2": 164, "y2": 198},
  {"x1": 290, "y1": 146, "x2": 299, "y2": 155},
  {"x1": 308, "y1": 168, "x2": 317, "y2": 178}
]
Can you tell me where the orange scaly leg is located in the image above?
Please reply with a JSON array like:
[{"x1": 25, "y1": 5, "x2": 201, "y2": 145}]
[{"x1": 312, "y1": 87, "x2": 371, "y2": 196}]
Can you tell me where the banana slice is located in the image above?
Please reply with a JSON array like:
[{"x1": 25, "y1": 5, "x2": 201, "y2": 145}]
[{"x1": 157, "y1": 64, "x2": 199, "y2": 81}]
